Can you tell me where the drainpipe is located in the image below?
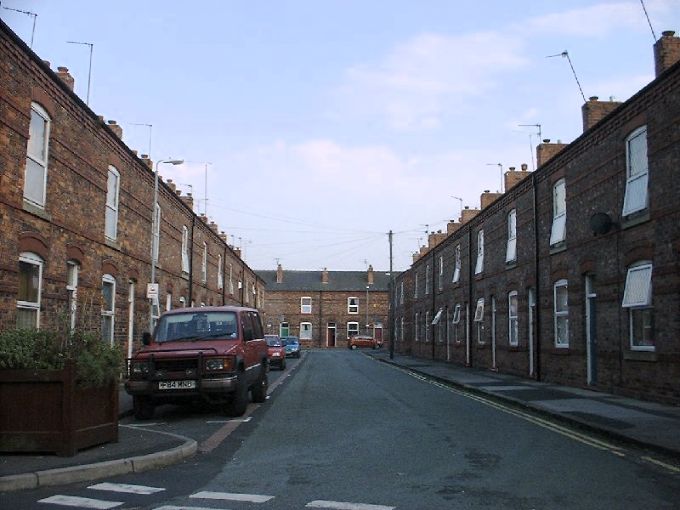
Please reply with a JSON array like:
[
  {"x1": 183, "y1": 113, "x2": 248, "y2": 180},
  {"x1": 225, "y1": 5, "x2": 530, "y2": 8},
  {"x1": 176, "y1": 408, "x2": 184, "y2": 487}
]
[
  {"x1": 240, "y1": 260, "x2": 245, "y2": 305},
  {"x1": 222, "y1": 244, "x2": 227, "y2": 305},
  {"x1": 431, "y1": 248, "x2": 436, "y2": 360},
  {"x1": 467, "y1": 227, "x2": 473, "y2": 367},
  {"x1": 532, "y1": 172, "x2": 542, "y2": 381},
  {"x1": 188, "y1": 215, "x2": 195, "y2": 305}
]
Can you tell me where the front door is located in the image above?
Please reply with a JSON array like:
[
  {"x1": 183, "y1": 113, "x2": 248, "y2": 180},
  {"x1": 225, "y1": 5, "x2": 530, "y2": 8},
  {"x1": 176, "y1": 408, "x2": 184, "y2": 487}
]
[
  {"x1": 585, "y1": 274, "x2": 597, "y2": 385},
  {"x1": 327, "y1": 323, "x2": 336, "y2": 347},
  {"x1": 373, "y1": 324, "x2": 383, "y2": 342}
]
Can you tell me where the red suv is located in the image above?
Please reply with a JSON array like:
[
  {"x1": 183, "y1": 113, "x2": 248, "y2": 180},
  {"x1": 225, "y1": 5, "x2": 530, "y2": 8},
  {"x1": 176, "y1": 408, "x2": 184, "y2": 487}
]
[{"x1": 125, "y1": 306, "x2": 268, "y2": 420}]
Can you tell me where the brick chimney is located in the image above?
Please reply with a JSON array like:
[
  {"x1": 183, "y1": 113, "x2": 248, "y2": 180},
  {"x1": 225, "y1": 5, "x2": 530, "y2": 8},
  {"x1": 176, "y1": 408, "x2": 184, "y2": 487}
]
[
  {"x1": 234, "y1": 247, "x2": 242, "y2": 259},
  {"x1": 537, "y1": 139, "x2": 568, "y2": 167},
  {"x1": 582, "y1": 96, "x2": 622, "y2": 132},
  {"x1": 504, "y1": 165, "x2": 530, "y2": 191},
  {"x1": 219, "y1": 231, "x2": 228, "y2": 243},
  {"x1": 654, "y1": 30, "x2": 680, "y2": 77},
  {"x1": 56, "y1": 66, "x2": 74, "y2": 91},
  {"x1": 367, "y1": 264, "x2": 374, "y2": 285},
  {"x1": 412, "y1": 252, "x2": 421, "y2": 264},
  {"x1": 460, "y1": 206, "x2": 480, "y2": 225},
  {"x1": 209, "y1": 221, "x2": 219, "y2": 234},
  {"x1": 481, "y1": 190, "x2": 503, "y2": 209},
  {"x1": 141, "y1": 154, "x2": 152, "y2": 169},
  {"x1": 180, "y1": 192, "x2": 194, "y2": 210},
  {"x1": 321, "y1": 267, "x2": 329, "y2": 284},
  {"x1": 428, "y1": 231, "x2": 447, "y2": 249},
  {"x1": 107, "y1": 120, "x2": 123, "y2": 139},
  {"x1": 276, "y1": 263, "x2": 284, "y2": 283},
  {"x1": 166, "y1": 179, "x2": 177, "y2": 192},
  {"x1": 447, "y1": 220, "x2": 461, "y2": 235}
]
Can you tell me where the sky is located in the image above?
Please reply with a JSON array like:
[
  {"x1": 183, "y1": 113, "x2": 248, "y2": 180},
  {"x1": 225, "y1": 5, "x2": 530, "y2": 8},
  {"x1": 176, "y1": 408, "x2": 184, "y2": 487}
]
[{"x1": 3, "y1": 0, "x2": 679, "y2": 273}]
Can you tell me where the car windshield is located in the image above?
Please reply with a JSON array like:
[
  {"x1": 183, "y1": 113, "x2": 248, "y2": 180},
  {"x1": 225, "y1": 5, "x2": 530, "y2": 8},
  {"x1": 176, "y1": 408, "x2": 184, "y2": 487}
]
[
  {"x1": 286, "y1": 337, "x2": 299, "y2": 344},
  {"x1": 155, "y1": 311, "x2": 238, "y2": 343},
  {"x1": 266, "y1": 337, "x2": 283, "y2": 347}
]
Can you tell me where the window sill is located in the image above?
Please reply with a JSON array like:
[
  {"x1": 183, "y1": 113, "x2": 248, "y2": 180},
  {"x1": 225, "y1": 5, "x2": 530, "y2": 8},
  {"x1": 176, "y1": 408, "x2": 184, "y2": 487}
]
[
  {"x1": 549, "y1": 243, "x2": 567, "y2": 255},
  {"x1": 549, "y1": 346, "x2": 571, "y2": 354},
  {"x1": 505, "y1": 261, "x2": 517, "y2": 270},
  {"x1": 621, "y1": 211, "x2": 650, "y2": 230},
  {"x1": 22, "y1": 200, "x2": 52, "y2": 221},
  {"x1": 105, "y1": 238, "x2": 121, "y2": 250},
  {"x1": 623, "y1": 350, "x2": 657, "y2": 362}
]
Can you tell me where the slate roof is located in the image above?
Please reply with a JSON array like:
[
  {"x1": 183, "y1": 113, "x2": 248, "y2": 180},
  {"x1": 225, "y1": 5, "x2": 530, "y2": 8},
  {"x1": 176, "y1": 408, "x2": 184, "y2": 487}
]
[{"x1": 255, "y1": 269, "x2": 395, "y2": 292}]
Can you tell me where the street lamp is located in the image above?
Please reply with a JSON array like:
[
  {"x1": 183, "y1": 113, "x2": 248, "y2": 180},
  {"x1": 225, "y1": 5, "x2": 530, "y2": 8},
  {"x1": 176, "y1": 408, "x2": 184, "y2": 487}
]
[{"x1": 149, "y1": 158, "x2": 184, "y2": 331}]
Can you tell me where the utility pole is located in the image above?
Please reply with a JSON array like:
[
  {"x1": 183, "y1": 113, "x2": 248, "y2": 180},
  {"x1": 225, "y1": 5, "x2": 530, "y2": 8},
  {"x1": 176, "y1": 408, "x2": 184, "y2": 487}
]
[{"x1": 388, "y1": 230, "x2": 395, "y2": 359}]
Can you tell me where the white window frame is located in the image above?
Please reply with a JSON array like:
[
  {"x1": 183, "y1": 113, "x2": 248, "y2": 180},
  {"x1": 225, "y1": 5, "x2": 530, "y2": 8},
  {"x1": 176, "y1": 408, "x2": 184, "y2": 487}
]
[
  {"x1": 17, "y1": 252, "x2": 43, "y2": 329},
  {"x1": 554, "y1": 279, "x2": 569, "y2": 348},
  {"x1": 67, "y1": 261, "x2": 79, "y2": 332},
  {"x1": 425, "y1": 311, "x2": 431, "y2": 342},
  {"x1": 474, "y1": 297, "x2": 485, "y2": 344},
  {"x1": 201, "y1": 242, "x2": 208, "y2": 283},
  {"x1": 452, "y1": 304, "x2": 462, "y2": 344},
  {"x1": 414, "y1": 312, "x2": 419, "y2": 342},
  {"x1": 347, "y1": 321, "x2": 359, "y2": 339},
  {"x1": 348, "y1": 296, "x2": 359, "y2": 314},
  {"x1": 414, "y1": 273, "x2": 419, "y2": 298},
  {"x1": 152, "y1": 203, "x2": 161, "y2": 264},
  {"x1": 475, "y1": 230, "x2": 484, "y2": 275},
  {"x1": 24, "y1": 102, "x2": 50, "y2": 208},
  {"x1": 506, "y1": 209, "x2": 517, "y2": 263},
  {"x1": 217, "y1": 253, "x2": 224, "y2": 290},
  {"x1": 550, "y1": 179, "x2": 566, "y2": 246},
  {"x1": 425, "y1": 264, "x2": 431, "y2": 295},
  {"x1": 101, "y1": 274, "x2": 116, "y2": 346},
  {"x1": 438, "y1": 255, "x2": 444, "y2": 291},
  {"x1": 229, "y1": 264, "x2": 234, "y2": 294},
  {"x1": 508, "y1": 291, "x2": 519, "y2": 347},
  {"x1": 165, "y1": 292, "x2": 172, "y2": 312},
  {"x1": 400, "y1": 317, "x2": 404, "y2": 343},
  {"x1": 181, "y1": 225, "x2": 190, "y2": 273},
  {"x1": 301, "y1": 296, "x2": 312, "y2": 314},
  {"x1": 300, "y1": 322, "x2": 313, "y2": 340},
  {"x1": 399, "y1": 281, "x2": 404, "y2": 304},
  {"x1": 105, "y1": 166, "x2": 120, "y2": 241},
  {"x1": 622, "y1": 126, "x2": 648, "y2": 216},
  {"x1": 452, "y1": 244, "x2": 461, "y2": 283},
  {"x1": 622, "y1": 261, "x2": 654, "y2": 352}
]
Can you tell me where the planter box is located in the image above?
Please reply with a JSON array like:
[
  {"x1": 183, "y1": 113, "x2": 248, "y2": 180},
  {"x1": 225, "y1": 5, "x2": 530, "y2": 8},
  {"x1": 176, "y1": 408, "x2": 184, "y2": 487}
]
[{"x1": 0, "y1": 362, "x2": 118, "y2": 456}]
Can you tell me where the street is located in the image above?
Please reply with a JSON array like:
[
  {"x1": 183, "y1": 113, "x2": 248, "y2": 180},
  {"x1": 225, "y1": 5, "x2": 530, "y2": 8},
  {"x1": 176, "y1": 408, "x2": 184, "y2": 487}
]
[{"x1": 3, "y1": 350, "x2": 680, "y2": 509}]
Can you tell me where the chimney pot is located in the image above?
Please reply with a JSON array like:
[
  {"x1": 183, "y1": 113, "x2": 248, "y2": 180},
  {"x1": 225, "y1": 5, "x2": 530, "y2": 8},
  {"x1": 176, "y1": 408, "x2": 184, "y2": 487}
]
[
  {"x1": 662, "y1": 30, "x2": 676, "y2": 37},
  {"x1": 106, "y1": 119, "x2": 123, "y2": 139},
  {"x1": 521, "y1": 163, "x2": 528, "y2": 171},
  {"x1": 589, "y1": 96, "x2": 599, "y2": 101},
  {"x1": 43, "y1": 60, "x2": 51, "y2": 68},
  {"x1": 508, "y1": 166, "x2": 515, "y2": 172},
  {"x1": 543, "y1": 139, "x2": 550, "y2": 143}
]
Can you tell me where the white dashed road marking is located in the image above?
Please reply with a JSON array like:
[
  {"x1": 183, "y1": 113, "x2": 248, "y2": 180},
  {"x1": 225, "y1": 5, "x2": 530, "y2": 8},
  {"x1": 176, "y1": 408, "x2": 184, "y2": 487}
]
[
  {"x1": 38, "y1": 495, "x2": 123, "y2": 509},
  {"x1": 190, "y1": 490, "x2": 274, "y2": 503},
  {"x1": 153, "y1": 506, "x2": 227, "y2": 510},
  {"x1": 87, "y1": 482, "x2": 166, "y2": 495},
  {"x1": 306, "y1": 500, "x2": 396, "y2": 510}
]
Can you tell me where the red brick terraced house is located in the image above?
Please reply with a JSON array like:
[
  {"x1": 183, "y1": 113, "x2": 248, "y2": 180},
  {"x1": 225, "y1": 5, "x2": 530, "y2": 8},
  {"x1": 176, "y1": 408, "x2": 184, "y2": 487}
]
[
  {"x1": 0, "y1": 19, "x2": 264, "y2": 357},
  {"x1": 392, "y1": 31, "x2": 680, "y2": 405},
  {"x1": 256, "y1": 265, "x2": 392, "y2": 349}
]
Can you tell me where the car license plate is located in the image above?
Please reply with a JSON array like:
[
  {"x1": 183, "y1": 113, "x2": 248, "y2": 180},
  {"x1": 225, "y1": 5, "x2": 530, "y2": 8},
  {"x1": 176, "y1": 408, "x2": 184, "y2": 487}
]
[{"x1": 158, "y1": 380, "x2": 196, "y2": 390}]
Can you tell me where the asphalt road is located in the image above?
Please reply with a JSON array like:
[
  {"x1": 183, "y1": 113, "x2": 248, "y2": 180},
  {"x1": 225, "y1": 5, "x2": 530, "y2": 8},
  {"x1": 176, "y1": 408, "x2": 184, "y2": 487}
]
[{"x1": 4, "y1": 350, "x2": 680, "y2": 509}]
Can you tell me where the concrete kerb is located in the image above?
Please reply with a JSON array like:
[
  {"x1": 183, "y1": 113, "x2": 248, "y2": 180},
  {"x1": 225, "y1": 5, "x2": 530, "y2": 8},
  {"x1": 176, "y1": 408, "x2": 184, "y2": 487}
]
[
  {"x1": 369, "y1": 354, "x2": 680, "y2": 462},
  {"x1": 0, "y1": 429, "x2": 196, "y2": 493}
]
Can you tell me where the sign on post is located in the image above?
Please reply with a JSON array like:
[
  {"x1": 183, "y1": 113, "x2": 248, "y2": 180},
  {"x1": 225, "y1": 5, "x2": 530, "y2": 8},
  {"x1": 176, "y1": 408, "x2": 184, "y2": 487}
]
[{"x1": 146, "y1": 283, "x2": 159, "y2": 300}]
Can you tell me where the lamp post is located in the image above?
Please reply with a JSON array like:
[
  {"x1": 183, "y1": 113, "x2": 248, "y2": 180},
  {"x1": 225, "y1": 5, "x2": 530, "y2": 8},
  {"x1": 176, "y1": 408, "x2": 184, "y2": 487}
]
[{"x1": 149, "y1": 158, "x2": 184, "y2": 331}]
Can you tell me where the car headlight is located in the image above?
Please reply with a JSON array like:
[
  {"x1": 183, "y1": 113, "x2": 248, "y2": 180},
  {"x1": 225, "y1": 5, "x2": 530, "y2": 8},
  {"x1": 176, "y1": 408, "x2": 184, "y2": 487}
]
[
  {"x1": 204, "y1": 357, "x2": 234, "y2": 371},
  {"x1": 272, "y1": 352, "x2": 280, "y2": 357},
  {"x1": 131, "y1": 361, "x2": 150, "y2": 375}
]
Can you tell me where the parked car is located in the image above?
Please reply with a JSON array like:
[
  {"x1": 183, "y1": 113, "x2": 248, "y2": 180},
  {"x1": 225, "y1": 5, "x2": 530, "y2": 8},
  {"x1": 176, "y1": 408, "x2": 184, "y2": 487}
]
[
  {"x1": 348, "y1": 334, "x2": 379, "y2": 350},
  {"x1": 125, "y1": 306, "x2": 268, "y2": 420},
  {"x1": 283, "y1": 336, "x2": 301, "y2": 358},
  {"x1": 265, "y1": 334, "x2": 286, "y2": 370}
]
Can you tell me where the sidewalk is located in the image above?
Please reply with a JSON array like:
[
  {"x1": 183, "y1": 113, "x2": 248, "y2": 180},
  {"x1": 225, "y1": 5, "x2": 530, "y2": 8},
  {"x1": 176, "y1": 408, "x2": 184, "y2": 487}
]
[
  {"x1": 368, "y1": 350, "x2": 680, "y2": 460},
  {"x1": 0, "y1": 385, "x2": 196, "y2": 492}
]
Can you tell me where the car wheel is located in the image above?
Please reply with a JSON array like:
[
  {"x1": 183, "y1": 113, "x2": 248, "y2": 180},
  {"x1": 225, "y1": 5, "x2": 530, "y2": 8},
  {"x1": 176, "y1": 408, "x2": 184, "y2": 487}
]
[
  {"x1": 225, "y1": 372, "x2": 249, "y2": 417},
  {"x1": 281, "y1": 359, "x2": 286, "y2": 370},
  {"x1": 133, "y1": 396, "x2": 155, "y2": 420},
  {"x1": 351, "y1": 344, "x2": 357, "y2": 350},
  {"x1": 296, "y1": 352, "x2": 301, "y2": 358},
  {"x1": 251, "y1": 366, "x2": 268, "y2": 403}
]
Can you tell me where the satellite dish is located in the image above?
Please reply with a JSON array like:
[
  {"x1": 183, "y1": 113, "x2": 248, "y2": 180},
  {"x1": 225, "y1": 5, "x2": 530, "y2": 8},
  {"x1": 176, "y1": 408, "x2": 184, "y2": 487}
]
[{"x1": 590, "y1": 212, "x2": 613, "y2": 235}]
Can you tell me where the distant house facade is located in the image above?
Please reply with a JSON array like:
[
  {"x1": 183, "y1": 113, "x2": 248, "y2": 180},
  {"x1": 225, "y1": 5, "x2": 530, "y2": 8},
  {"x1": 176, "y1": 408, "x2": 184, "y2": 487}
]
[
  {"x1": 392, "y1": 31, "x2": 680, "y2": 405},
  {"x1": 0, "y1": 19, "x2": 264, "y2": 356},
  {"x1": 256, "y1": 265, "x2": 391, "y2": 348}
]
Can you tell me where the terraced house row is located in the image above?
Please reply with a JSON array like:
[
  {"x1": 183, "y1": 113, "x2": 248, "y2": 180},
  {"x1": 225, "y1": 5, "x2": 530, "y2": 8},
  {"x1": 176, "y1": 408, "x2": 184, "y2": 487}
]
[
  {"x1": 391, "y1": 31, "x2": 680, "y2": 405},
  {"x1": 0, "y1": 20, "x2": 264, "y2": 357}
]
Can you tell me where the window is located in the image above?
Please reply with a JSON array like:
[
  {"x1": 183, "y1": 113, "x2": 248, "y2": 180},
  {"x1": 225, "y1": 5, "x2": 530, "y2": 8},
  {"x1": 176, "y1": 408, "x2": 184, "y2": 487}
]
[
  {"x1": 508, "y1": 291, "x2": 518, "y2": 346},
  {"x1": 229, "y1": 264, "x2": 234, "y2": 294},
  {"x1": 105, "y1": 166, "x2": 120, "y2": 240},
  {"x1": 301, "y1": 296, "x2": 312, "y2": 314},
  {"x1": 414, "y1": 312, "x2": 419, "y2": 342},
  {"x1": 201, "y1": 242, "x2": 208, "y2": 283},
  {"x1": 414, "y1": 273, "x2": 419, "y2": 298},
  {"x1": 399, "y1": 281, "x2": 404, "y2": 304},
  {"x1": 348, "y1": 297, "x2": 359, "y2": 314},
  {"x1": 101, "y1": 275, "x2": 116, "y2": 345},
  {"x1": 474, "y1": 298, "x2": 485, "y2": 344},
  {"x1": 506, "y1": 209, "x2": 517, "y2": 263},
  {"x1": 347, "y1": 321, "x2": 359, "y2": 338},
  {"x1": 452, "y1": 304, "x2": 462, "y2": 344},
  {"x1": 452, "y1": 245, "x2": 461, "y2": 283},
  {"x1": 181, "y1": 226, "x2": 189, "y2": 273},
  {"x1": 179, "y1": 296, "x2": 186, "y2": 308},
  {"x1": 425, "y1": 311, "x2": 431, "y2": 342},
  {"x1": 554, "y1": 279, "x2": 569, "y2": 347},
  {"x1": 17, "y1": 252, "x2": 43, "y2": 329},
  {"x1": 165, "y1": 292, "x2": 172, "y2": 312},
  {"x1": 475, "y1": 230, "x2": 484, "y2": 275},
  {"x1": 622, "y1": 126, "x2": 648, "y2": 216},
  {"x1": 217, "y1": 254, "x2": 224, "y2": 289},
  {"x1": 152, "y1": 204, "x2": 161, "y2": 264},
  {"x1": 24, "y1": 103, "x2": 50, "y2": 207},
  {"x1": 425, "y1": 264, "x2": 430, "y2": 295},
  {"x1": 438, "y1": 256, "x2": 444, "y2": 291},
  {"x1": 432, "y1": 308, "x2": 444, "y2": 343},
  {"x1": 622, "y1": 262, "x2": 654, "y2": 351},
  {"x1": 550, "y1": 179, "x2": 566, "y2": 246},
  {"x1": 280, "y1": 322, "x2": 290, "y2": 337},
  {"x1": 400, "y1": 317, "x2": 404, "y2": 343},
  {"x1": 67, "y1": 261, "x2": 79, "y2": 332},
  {"x1": 300, "y1": 322, "x2": 312, "y2": 340}
]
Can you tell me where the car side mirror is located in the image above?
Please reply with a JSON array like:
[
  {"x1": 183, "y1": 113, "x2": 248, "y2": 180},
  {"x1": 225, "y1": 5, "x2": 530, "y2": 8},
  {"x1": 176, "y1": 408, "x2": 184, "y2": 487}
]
[{"x1": 142, "y1": 332, "x2": 152, "y2": 346}]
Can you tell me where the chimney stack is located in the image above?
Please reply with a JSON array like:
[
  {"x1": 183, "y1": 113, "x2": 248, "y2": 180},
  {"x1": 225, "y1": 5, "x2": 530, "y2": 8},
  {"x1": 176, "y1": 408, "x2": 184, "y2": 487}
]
[
  {"x1": 219, "y1": 231, "x2": 228, "y2": 243},
  {"x1": 56, "y1": 66, "x2": 74, "y2": 91},
  {"x1": 141, "y1": 154, "x2": 152, "y2": 169},
  {"x1": 537, "y1": 139, "x2": 568, "y2": 167},
  {"x1": 166, "y1": 179, "x2": 177, "y2": 192},
  {"x1": 654, "y1": 30, "x2": 680, "y2": 77},
  {"x1": 180, "y1": 192, "x2": 194, "y2": 211},
  {"x1": 504, "y1": 164, "x2": 530, "y2": 191},
  {"x1": 209, "y1": 221, "x2": 219, "y2": 234},
  {"x1": 427, "y1": 231, "x2": 447, "y2": 249},
  {"x1": 367, "y1": 264, "x2": 374, "y2": 285},
  {"x1": 107, "y1": 120, "x2": 123, "y2": 139},
  {"x1": 481, "y1": 190, "x2": 503, "y2": 209},
  {"x1": 321, "y1": 267, "x2": 329, "y2": 284},
  {"x1": 276, "y1": 263, "x2": 284, "y2": 283},
  {"x1": 234, "y1": 247, "x2": 242, "y2": 259},
  {"x1": 460, "y1": 206, "x2": 480, "y2": 225},
  {"x1": 447, "y1": 220, "x2": 461, "y2": 235},
  {"x1": 582, "y1": 96, "x2": 622, "y2": 132}
]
